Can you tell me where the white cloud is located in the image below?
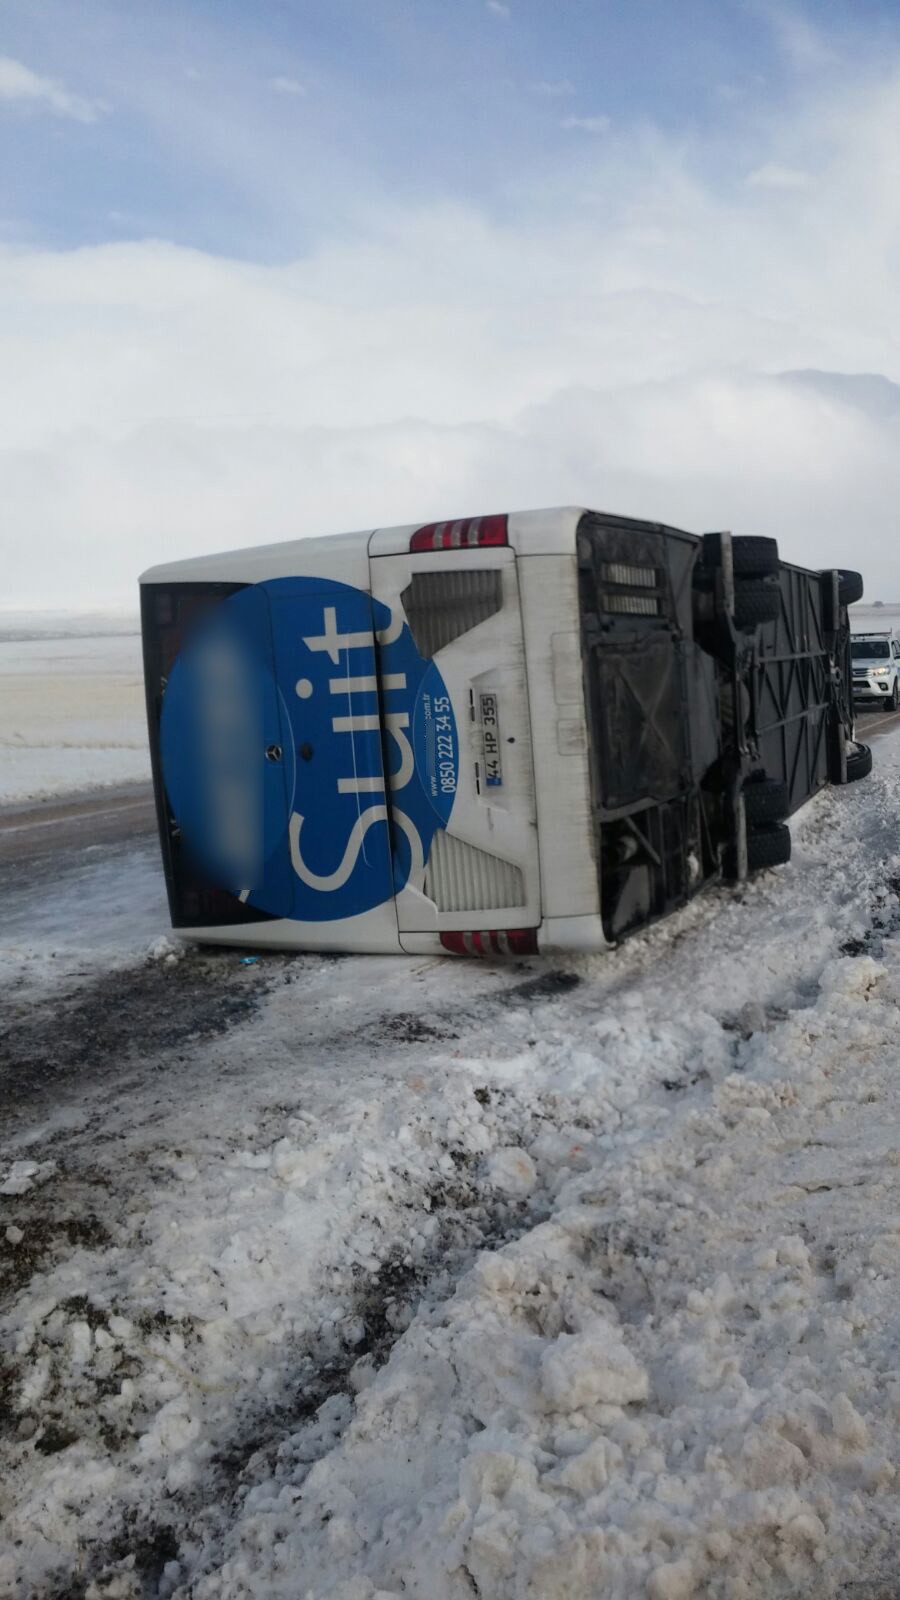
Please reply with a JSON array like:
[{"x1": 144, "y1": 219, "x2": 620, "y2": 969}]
[
  {"x1": 5, "y1": 362, "x2": 899, "y2": 607},
  {"x1": 746, "y1": 161, "x2": 810, "y2": 189},
  {"x1": 528, "y1": 79, "x2": 576, "y2": 98},
  {"x1": 561, "y1": 114, "x2": 610, "y2": 134},
  {"x1": 0, "y1": 55, "x2": 103, "y2": 124},
  {"x1": 486, "y1": 1, "x2": 510, "y2": 18},
  {"x1": 4, "y1": 57, "x2": 900, "y2": 605},
  {"x1": 269, "y1": 75, "x2": 306, "y2": 96}
]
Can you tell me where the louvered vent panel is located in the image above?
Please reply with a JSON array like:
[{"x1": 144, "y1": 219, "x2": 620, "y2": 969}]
[
  {"x1": 598, "y1": 560, "x2": 661, "y2": 616},
  {"x1": 424, "y1": 830, "x2": 525, "y2": 912},
  {"x1": 400, "y1": 569, "x2": 503, "y2": 659},
  {"x1": 604, "y1": 593, "x2": 660, "y2": 616},
  {"x1": 600, "y1": 562, "x2": 657, "y2": 589}
]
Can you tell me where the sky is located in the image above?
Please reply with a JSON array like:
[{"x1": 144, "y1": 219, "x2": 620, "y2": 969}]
[{"x1": 2, "y1": 0, "x2": 900, "y2": 605}]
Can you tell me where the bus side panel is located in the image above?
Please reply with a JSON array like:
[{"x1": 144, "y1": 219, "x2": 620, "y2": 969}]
[{"x1": 517, "y1": 554, "x2": 601, "y2": 924}]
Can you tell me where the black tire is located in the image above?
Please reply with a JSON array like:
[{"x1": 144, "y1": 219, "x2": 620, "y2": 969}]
[
  {"x1": 734, "y1": 578, "x2": 781, "y2": 630},
  {"x1": 887, "y1": 682, "x2": 899, "y2": 712},
  {"x1": 744, "y1": 778, "x2": 790, "y2": 825},
  {"x1": 838, "y1": 569, "x2": 864, "y2": 606},
  {"x1": 746, "y1": 823, "x2": 792, "y2": 873},
  {"x1": 845, "y1": 742, "x2": 873, "y2": 783},
  {"x1": 732, "y1": 535, "x2": 779, "y2": 578}
]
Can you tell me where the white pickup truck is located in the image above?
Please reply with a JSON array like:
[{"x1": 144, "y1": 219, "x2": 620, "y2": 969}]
[{"x1": 851, "y1": 630, "x2": 900, "y2": 711}]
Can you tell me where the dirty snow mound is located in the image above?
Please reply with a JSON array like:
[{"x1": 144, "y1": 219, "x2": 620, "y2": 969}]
[{"x1": 2, "y1": 738, "x2": 900, "y2": 1597}]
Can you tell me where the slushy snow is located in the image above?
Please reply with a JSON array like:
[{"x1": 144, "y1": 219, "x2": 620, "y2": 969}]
[{"x1": 2, "y1": 734, "x2": 900, "y2": 1597}]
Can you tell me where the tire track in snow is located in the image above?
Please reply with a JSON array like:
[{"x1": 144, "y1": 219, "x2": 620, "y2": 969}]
[{"x1": 1, "y1": 737, "x2": 900, "y2": 1596}]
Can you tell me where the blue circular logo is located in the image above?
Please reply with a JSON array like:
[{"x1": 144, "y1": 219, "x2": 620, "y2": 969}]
[{"x1": 160, "y1": 576, "x2": 458, "y2": 921}]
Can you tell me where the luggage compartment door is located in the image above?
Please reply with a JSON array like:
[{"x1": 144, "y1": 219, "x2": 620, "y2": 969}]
[{"x1": 369, "y1": 546, "x2": 541, "y2": 938}]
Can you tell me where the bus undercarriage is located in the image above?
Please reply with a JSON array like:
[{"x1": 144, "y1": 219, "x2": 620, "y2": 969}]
[{"x1": 577, "y1": 514, "x2": 866, "y2": 943}]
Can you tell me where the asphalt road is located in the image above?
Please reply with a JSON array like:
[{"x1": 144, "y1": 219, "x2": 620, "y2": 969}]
[
  {"x1": 857, "y1": 706, "x2": 900, "y2": 742},
  {"x1": 0, "y1": 782, "x2": 156, "y2": 868}
]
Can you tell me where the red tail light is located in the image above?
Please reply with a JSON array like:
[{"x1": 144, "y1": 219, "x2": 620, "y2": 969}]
[
  {"x1": 410, "y1": 515, "x2": 508, "y2": 553},
  {"x1": 440, "y1": 928, "x2": 539, "y2": 958}
]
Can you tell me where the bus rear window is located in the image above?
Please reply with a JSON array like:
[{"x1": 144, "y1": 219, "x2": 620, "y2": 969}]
[{"x1": 141, "y1": 581, "x2": 279, "y2": 930}]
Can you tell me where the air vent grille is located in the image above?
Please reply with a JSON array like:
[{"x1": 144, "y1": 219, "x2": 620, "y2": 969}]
[
  {"x1": 601, "y1": 562, "x2": 657, "y2": 589},
  {"x1": 604, "y1": 593, "x2": 661, "y2": 616},
  {"x1": 400, "y1": 569, "x2": 503, "y2": 660},
  {"x1": 598, "y1": 560, "x2": 661, "y2": 617},
  {"x1": 424, "y1": 830, "x2": 525, "y2": 912}
]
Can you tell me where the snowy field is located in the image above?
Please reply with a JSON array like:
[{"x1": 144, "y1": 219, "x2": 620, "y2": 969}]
[
  {"x1": 0, "y1": 613, "x2": 149, "y2": 803},
  {"x1": 2, "y1": 723, "x2": 900, "y2": 1596},
  {"x1": 852, "y1": 605, "x2": 900, "y2": 629}
]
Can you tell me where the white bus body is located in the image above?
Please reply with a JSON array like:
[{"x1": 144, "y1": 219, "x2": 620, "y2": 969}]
[{"x1": 140, "y1": 508, "x2": 864, "y2": 956}]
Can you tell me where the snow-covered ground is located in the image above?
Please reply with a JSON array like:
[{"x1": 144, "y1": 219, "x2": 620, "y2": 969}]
[
  {"x1": 0, "y1": 614, "x2": 149, "y2": 803},
  {"x1": 1, "y1": 729, "x2": 899, "y2": 1596},
  {"x1": 851, "y1": 603, "x2": 900, "y2": 633},
  {"x1": 1, "y1": 837, "x2": 168, "y2": 998}
]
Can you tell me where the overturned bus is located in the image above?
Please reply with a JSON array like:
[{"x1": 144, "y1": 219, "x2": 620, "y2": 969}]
[{"x1": 140, "y1": 508, "x2": 868, "y2": 956}]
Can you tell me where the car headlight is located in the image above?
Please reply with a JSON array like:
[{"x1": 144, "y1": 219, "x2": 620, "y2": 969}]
[{"x1": 871, "y1": 667, "x2": 890, "y2": 676}]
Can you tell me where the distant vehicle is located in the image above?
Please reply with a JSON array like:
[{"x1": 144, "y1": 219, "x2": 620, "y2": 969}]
[
  {"x1": 851, "y1": 631, "x2": 900, "y2": 710},
  {"x1": 140, "y1": 509, "x2": 868, "y2": 957}
]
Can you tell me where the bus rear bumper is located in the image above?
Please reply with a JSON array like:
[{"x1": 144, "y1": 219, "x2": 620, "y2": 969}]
[{"x1": 538, "y1": 914, "x2": 610, "y2": 953}]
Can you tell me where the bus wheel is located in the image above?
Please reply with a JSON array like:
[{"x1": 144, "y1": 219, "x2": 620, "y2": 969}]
[
  {"x1": 734, "y1": 578, "x2": 781, "y2": 630},
  {"x1": 837, "y1": 569, "x2": 864, "y2": 606},
  {"x1": 845, "y1": 743, "x2": 873, "y2": 782},
  {"x1": 747, "y1": 823, "x2": 792, "y2": 873},
  {"x1": 732, "y1": 536, "x2": 779, "y2": 578},
  {"x1": 744, "y1": 778, "x2": 790, "y2": 825}
]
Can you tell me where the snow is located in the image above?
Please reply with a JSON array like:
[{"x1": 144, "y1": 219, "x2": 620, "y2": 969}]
[
  {"x1": 1, "y1": 731, "x2": 900, "y2": 1595},
  {"x1": 0, "y1": 1161, "x2": 56, "y2": 1197},
  {"x1": 0, "y1": 617, "x2": 149, "y2": 802},
  {"x1": 1, "y1": 840, "x2": 169, "y2": 998}
]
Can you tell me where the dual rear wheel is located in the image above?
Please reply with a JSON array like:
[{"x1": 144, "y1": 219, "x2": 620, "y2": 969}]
[
  {"x1": 747, "y1": 822, "x2": 792, "y2": 872},
  {"x1": 729, "y1": 548, "x2": 865, "y2": 632},
  {"x1": 743, "y1": 777, "x2": 792, "y2": 875},
  {"x1": 732, "y1": 536, "x2": 781, "y2": 629}
]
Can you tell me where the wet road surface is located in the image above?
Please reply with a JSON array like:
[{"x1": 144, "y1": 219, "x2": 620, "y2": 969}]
[{"x1": 0, "y1": 783, "x2": 156, "y2": 868}]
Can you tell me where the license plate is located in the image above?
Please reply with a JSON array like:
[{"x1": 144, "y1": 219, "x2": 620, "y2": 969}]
[{"x1": 480, "y1": 692, "x2": 503, "y2": 787}]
